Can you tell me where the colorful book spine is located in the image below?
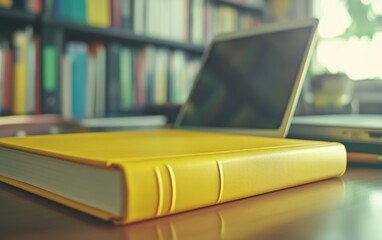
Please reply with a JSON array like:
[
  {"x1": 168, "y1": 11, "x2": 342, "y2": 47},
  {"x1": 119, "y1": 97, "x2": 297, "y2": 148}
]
[
  {"x1": 0, "y1": 0, "x2": 13, "y2": 8},
  {"x1": 12, "y1": 30, "x2": 28, "y2": 115},
  {"x1": 42, "y1": 46, "x2": 59, "y2": 113},
  {"x1": 120, "y1": 0, "x2": 132, "y2": 30},
  {"x1": 106, "y1": 43, "x2": 121, "y2": 115},
  {"x1": 34, "y1": 37, "x2": 41, "y2": 114},
  {"x1": 119, "y1": 46, "x2": 134, "y2": 111},
  {"x1": 61, "y1": 53, "x2": 71, "y2": 119},
  {"x1": 2, "y1": 42, "x2": 13, "y2": 114},
  {"x1": 26, "y1": 27, "x2": 35, "y2": 114},
  {"x1": 68, "y1": 43, "x2": 88, "y2": 119},
  {"x1": 86, "y1": 0, "x2": 111, "y2": 28},
  {"x1": 94, "y1": 44, "x2": 106, "y2": 117},
  {"x1": 135, "y1": 48, "x2": 146, "y2": 108},
  {"x1": 111, "y1": 0, "x2": 121, "y2": 28},
  {"x1": 0, "y1": 43, "x2": 3, "y2": 114}
]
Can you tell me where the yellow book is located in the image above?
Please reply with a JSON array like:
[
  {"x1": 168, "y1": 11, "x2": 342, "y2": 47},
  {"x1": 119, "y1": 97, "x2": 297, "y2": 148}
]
[
  {"x1": 124, "y1": 178, "x2": 344, "y2": 239},
  {"x1": 86, "y1": 0, "x2": 111, "y2": 28},
  {"x1": 12, "y1": 30, "x2": 29, "y2": 115},
  {"x1": 0, "y1": 0, "x2": 12, "y2": 8},
  {"x1": 0, "y1": 129, "x2": 346, "y2": 224}
]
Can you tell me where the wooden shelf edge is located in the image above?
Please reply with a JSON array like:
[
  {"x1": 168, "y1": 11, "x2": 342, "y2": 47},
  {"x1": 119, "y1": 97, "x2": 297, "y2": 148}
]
[
  {"x1": 0, "y1": 8, "x2": 37, "y2": 22},
  {"x1": 213, "y1": 0, "x2": 264, "y2": 15},
  {"x1": 43, "y1": 18, "x2": 205, "y2": 53}
]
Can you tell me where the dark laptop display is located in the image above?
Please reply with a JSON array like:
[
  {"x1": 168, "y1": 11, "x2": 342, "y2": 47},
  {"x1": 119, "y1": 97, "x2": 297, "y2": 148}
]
[{"x1": 178, "y1": 27, "x2": 313, "y2": 129}]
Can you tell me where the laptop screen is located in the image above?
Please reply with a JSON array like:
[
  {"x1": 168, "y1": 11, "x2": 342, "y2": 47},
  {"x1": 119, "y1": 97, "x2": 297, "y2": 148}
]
[{"x1": 177, "y1": 26, "x2": 314, "y2": 130}]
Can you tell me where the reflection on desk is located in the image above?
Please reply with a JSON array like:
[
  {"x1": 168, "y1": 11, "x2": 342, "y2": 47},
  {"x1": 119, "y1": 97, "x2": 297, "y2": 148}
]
[
  {"x1": 0, "y1": 176, "x2": 343, "y2": 239},
  {"x1": 2, "y1": 168, "x2": 382, "y2": 239},
  {"x1": 123, "y1": 178, "x2": 344, "y2": 240}
]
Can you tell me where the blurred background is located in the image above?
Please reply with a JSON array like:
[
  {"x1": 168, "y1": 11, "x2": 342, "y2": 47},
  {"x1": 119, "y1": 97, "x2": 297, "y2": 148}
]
[{"x1": 0, "y1": 0, "x2": 381, "y2": 136}]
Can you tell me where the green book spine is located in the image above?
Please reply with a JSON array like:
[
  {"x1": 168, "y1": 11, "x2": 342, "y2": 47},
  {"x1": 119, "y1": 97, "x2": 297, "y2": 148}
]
[
  {"x1": 120, "y1": 47, "x2": 134, "y2": 110},
  {"x1": 42, "y1": 46, "x2": 60, "y2": 113},
  {"x1": 75, "y1": 0, "x2": 87, "y2": 23}
]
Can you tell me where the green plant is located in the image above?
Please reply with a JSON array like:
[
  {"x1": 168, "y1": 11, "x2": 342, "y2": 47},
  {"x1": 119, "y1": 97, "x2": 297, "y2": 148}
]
[{"x1": 343, "y1": 0, "x2": 378, "y2": 39}]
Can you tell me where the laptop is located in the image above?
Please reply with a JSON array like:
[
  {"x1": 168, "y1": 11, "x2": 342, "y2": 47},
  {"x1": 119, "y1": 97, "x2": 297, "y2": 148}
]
[
  {"x1": 175, "y1": 19, "x2": 318, "y2": 138},
  {"x1": 289, "y1": 114, "x2": 382, "y2": 154}
]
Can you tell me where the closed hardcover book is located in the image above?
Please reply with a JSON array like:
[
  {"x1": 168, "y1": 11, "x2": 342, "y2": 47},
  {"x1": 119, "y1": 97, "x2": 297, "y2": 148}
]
[{"x1": 0, "y1": 129, "x2": 346, "y2": 224}]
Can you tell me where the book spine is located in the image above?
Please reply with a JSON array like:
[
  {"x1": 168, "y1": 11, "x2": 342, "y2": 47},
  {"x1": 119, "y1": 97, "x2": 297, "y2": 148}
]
[
  {"x1": 61, "y1": 53, "x2": 71, "y2": 119},
  {"x1": 134, "y1": 48, "x2": 145, "y2": 107},
  {"x1": 111, "y1": 0, "x2": 121, "y2": 28},
  {"x1": 53, "y1": 0, "x2": 63, "y2": 18},
  {"x1": 0, "y1": 42, "x2": 3, "y2": 114},
  {"x1": 95, "y1": 44, "x2": 106, "y2": 117},
  {"x1": 86, "y1": 0, "x2": 111, "y2": 28},
  {"x1": 117, "y1": 143, "x2": 346, "y2": 224},
  {"x1": 106, "y1": 43, "x2": 120, "y2": 115},
  {"x1": 133, "y1": 0, "x2": 145, "y2": 34},
  {"x1": 12, "y1": 30, "x2": 28, "y2": 115},
  {"x1": 42, "y1": 45, "x2": 59, "y2": 113},
  {"x1": 70, "y1": 43, "x2": 87, "y2": 119},
  {"x1": 34, "y1": 37, "x2": 41, "y2": 114},
  {"x1": 26, "y1": 27, "x2": 35, "y2": 114},
  {"x1": 86, "y1": 47, "x2": 96, "y2": 118},
  {"x1": 3, "y1": 42, "x2": 12, "y2": 114},
  {"x1": 119, "y1": 46, "x2": 134, "y2": 111},
  {"x1": 120, "y1": 0, "x2": 132, "y2": 30},
  {"x1": 0, "y1": 0, "x2": 12, "y2": 8}
]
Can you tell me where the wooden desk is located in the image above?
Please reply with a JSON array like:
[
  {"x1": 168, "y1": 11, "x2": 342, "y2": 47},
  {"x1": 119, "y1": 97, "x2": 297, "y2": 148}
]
[{"x1": 1, "y1": 167, "x2": 382, "y2": 240}]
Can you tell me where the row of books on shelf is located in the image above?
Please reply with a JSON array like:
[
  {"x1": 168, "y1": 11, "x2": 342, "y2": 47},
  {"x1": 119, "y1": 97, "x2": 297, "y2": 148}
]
[
  {"x1": 62, "y1": 42, "x2": 200, "y2": 119},
  {"x1": 0, "y1": 0, "x2": 42, "y2": 13},
  {"x1": 43, "y1": 0, "x2": 261, "y2": 45},
  {"x1": 44, "y1": 0, "x2": 131, "y2": 29},
  {"x1": 0, "y1": 27, "x2": 42, "y2": 116},
  {"x1": 143, "y1": 0, "x2": 262, "y2": 44},
  {"x1": 194, "y1": 0, "x2": 262, "y2": 44},
  {"x1": 0, "y1": 27, "x2": 200, "y2": 119}
]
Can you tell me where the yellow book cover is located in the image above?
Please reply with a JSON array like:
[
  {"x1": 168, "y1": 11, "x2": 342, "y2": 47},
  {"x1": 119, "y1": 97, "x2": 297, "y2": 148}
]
[
  {"x1": 86, "y1": 0, "x2": 111, "y2": 28},
  {"x1": 0, "y1": 129, "x2": 347, "y2": 224},
  {"x1": 123, "y1": 178, "x2": 344, "y2": 239}
]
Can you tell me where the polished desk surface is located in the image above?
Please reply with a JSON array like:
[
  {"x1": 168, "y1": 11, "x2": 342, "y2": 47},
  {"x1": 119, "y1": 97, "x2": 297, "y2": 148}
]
[{"x1": 1, "y1": 167, "x2": 382, "y2": 240}]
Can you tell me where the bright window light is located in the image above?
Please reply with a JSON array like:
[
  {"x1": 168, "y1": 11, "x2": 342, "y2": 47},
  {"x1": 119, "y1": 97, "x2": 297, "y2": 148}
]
[{"x1": 313, "y1": 0, "x2": 382, "y2": 80}]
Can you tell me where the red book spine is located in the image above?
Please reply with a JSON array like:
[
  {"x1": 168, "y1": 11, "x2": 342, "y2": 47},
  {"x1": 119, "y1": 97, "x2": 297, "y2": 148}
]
[
  {"x1": 3, "y1": 46, "x2": 13, "y2": 113},
  {"x1": 135, "y1": 50, "x2": 145, "y2": 107},
  {"x1": 111, "y1": 0, "x2": 121, "y2": 28},
  {"x1": 35, "y1": 0, "x2": 43, "y2": 14},
  {"x1": 34, "y1": 37, "x2": 41, "y2": 114}
]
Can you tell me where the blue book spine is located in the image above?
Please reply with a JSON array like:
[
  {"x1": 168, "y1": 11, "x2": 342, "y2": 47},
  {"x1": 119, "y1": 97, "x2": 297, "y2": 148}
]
[
  {"x1": 54, "y1": 0, "x2": 63, "y2": 18},
  {"x1": 70, "y1": 44, "x2": 87, "y2": 119}
]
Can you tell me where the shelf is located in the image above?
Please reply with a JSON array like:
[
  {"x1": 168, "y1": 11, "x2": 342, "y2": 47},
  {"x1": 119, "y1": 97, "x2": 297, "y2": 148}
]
[
  {"x1": 43, "y1": 18, "x2": 205, "y2": 54},
  {"x1": 0, "y1": 8, "x2": 37, "y2": 22},
  {"x1": 213, "y1": 0, "x2": 263, "y2": 15}
]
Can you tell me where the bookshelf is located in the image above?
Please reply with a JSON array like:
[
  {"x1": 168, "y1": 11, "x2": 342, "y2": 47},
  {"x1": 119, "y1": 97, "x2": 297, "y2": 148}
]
[
  {"x1": 0, "y1": 0, "x2": 264, "y2": 123},
  {"x1": 44, "y1": 18, "x2": 205, "y2": 53}
]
